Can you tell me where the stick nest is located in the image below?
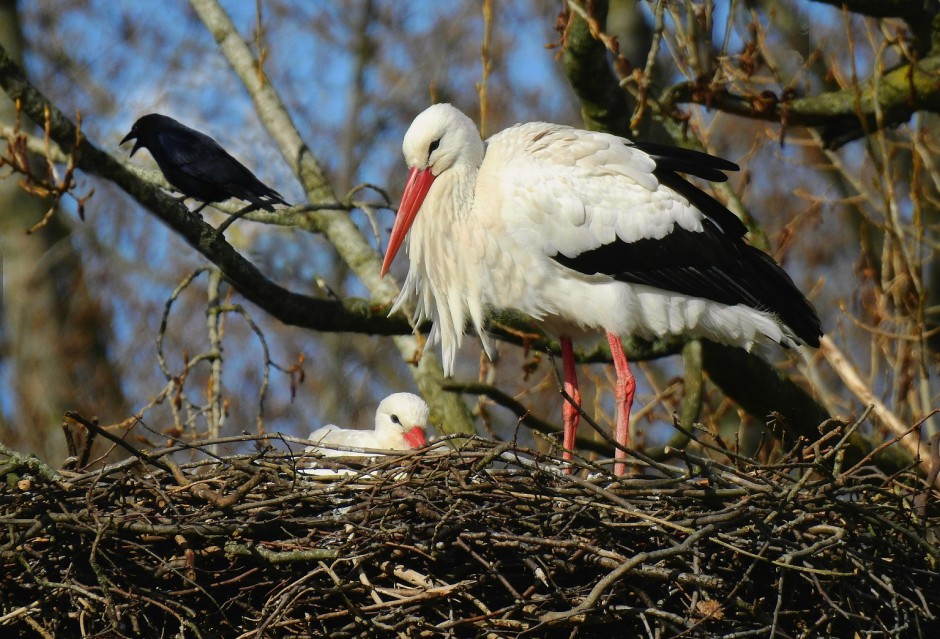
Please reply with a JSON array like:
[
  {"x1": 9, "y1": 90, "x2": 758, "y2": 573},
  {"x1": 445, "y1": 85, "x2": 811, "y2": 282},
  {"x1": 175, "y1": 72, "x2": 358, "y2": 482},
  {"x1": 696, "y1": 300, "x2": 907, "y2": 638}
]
[{"x1": 2, "y1": 425, "x2": 939, "y2": 638}]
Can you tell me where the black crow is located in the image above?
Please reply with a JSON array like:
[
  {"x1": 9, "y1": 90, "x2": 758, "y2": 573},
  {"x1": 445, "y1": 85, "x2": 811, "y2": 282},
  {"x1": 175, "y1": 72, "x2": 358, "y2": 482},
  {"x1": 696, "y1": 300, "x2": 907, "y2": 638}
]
[{"x1": 121, "y1": 113, "x2": 288, "y2": 215}]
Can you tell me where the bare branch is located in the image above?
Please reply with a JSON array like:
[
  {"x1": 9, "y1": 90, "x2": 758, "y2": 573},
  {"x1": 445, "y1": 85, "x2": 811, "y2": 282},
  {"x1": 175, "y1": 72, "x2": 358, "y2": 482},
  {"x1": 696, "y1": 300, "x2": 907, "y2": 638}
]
[{"x1": 664, "y1": 54, "x2": 940, "y2": 148}]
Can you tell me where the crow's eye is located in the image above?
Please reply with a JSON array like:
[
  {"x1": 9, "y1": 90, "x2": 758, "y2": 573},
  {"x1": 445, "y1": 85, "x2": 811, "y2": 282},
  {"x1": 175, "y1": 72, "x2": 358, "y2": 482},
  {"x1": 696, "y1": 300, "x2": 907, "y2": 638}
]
[
  {"x1": 428, "y1": 138, "x2": 441, "y2": 156},
  {"x1": 390, "y1": 414, "x2": 402, "y2": 425}
]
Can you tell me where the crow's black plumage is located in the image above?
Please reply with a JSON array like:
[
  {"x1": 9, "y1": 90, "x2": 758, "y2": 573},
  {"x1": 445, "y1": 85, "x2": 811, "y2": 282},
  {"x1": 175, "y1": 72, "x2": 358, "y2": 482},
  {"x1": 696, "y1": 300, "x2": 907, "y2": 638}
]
[{"x1": 121, "y1": 113, "x2": 288, "y2": 214}]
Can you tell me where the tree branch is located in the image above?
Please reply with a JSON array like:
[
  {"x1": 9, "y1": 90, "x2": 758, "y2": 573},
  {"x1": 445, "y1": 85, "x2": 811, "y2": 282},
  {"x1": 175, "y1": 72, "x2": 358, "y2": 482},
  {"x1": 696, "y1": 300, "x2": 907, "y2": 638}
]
[
  {"x1": 561, "y1": 0, "x2": 632, "y2": 137},
  {"x1": 664, "y1": 54, "x2": 940, "y2": 148}
]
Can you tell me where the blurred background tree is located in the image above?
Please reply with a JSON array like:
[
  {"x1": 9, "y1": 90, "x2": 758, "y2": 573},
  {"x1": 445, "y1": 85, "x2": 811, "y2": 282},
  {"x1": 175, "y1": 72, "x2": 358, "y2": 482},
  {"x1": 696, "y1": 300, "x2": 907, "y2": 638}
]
[
  {"x1": 0, "y1": 0, "x2": 935, "y2": 472},
  {"x1": 0, "y1": 0, "x2": 127, "y2": 462}
]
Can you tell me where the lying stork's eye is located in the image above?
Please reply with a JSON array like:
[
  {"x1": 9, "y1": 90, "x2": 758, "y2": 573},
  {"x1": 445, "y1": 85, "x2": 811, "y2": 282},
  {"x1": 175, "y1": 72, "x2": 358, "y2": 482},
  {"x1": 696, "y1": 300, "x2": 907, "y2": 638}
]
[
  {"x1": 428, "y1": 138, "x2": 441, "y2": 156},
  {"x1": 390, "y1": 414, "x2": 402, "y2": 425}
]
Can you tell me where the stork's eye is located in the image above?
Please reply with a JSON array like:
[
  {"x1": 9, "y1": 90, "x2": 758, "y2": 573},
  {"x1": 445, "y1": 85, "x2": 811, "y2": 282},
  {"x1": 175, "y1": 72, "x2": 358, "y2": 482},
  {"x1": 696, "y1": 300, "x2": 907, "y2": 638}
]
[
  {"x1": 390, "y1": 414, "x2": 402, "y2": 425},
  {"x1": 428, "y1": 138, "x2": 441, "y2": 156}
]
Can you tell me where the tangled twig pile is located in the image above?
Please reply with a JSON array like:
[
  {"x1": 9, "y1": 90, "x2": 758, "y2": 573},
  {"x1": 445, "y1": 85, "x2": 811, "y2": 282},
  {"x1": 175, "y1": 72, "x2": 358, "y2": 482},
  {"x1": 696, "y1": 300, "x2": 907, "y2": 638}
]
[{"x1": 1, "y1": 421, "x2": 939, "y2": 638}]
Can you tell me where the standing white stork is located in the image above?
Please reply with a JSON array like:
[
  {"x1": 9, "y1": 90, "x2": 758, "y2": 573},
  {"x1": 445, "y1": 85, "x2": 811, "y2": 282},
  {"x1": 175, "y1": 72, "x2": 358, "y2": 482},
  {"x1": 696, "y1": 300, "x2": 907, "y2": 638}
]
[
  {"x1": 381, "y1": 104, "x2": 821, "y2": 475},
  {"x1": 306, "y1": 393, "x2": 429, "y2": 457}
]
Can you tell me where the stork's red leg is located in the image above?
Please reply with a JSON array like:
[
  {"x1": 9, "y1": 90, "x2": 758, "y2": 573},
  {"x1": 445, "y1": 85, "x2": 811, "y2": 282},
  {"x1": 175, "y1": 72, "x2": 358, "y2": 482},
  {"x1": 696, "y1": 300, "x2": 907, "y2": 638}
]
[
  {"x1": 560, "y1": 336, "x2": 581, "y2": 466},
  {"x1": 606, "y1": 332, "x2": 635, "y2": 476}
]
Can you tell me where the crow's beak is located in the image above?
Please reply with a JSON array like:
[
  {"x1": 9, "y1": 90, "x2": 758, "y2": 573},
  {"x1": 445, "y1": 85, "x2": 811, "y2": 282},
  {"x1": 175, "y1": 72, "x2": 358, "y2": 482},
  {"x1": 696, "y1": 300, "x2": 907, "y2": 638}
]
[{"x1": 120, "y1": 129, "x2": 141, "y2": 156}]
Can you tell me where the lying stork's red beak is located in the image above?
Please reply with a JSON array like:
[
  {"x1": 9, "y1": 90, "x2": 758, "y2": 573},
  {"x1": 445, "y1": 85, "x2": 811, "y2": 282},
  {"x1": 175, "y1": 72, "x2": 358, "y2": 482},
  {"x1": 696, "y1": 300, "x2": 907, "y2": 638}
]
[
  {"x1": 381, "y1": 166, "x2": 436, "y2": 276},
  {"x1": 403, "y1": 426, "x2": 427, "y2": 449}
]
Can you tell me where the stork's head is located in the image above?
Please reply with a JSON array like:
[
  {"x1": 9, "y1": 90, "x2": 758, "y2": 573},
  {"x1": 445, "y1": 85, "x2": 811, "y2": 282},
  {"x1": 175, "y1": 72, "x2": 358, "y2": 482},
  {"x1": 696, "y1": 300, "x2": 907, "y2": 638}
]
[
  {"x1": 381, "y1": 104, "x2": 484, "y2": 276},
  {"x1": 374, "y1": 392, "x2": 429, "y2": 449},
  {"x1": 402, "y1": 103, "x2": 481, "y2": 176}
]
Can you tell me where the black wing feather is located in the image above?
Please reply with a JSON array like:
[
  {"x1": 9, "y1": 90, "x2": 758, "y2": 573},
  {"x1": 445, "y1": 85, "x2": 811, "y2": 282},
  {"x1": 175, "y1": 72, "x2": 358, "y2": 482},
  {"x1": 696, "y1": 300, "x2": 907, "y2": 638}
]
[{"x1": 631, "y1": 141, "x2": 738, "y2": 181}]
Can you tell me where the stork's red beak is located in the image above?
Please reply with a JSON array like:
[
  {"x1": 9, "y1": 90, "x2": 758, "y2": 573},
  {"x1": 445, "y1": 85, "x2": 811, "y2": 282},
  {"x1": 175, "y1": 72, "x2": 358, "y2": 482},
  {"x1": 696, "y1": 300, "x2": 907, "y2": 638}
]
[
  {"x1": 381, "y1": 167, "x2": 436, "y2": 276},
  {"x1": 403, "y1": 426, "x2": 427, "y2": 449}
]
